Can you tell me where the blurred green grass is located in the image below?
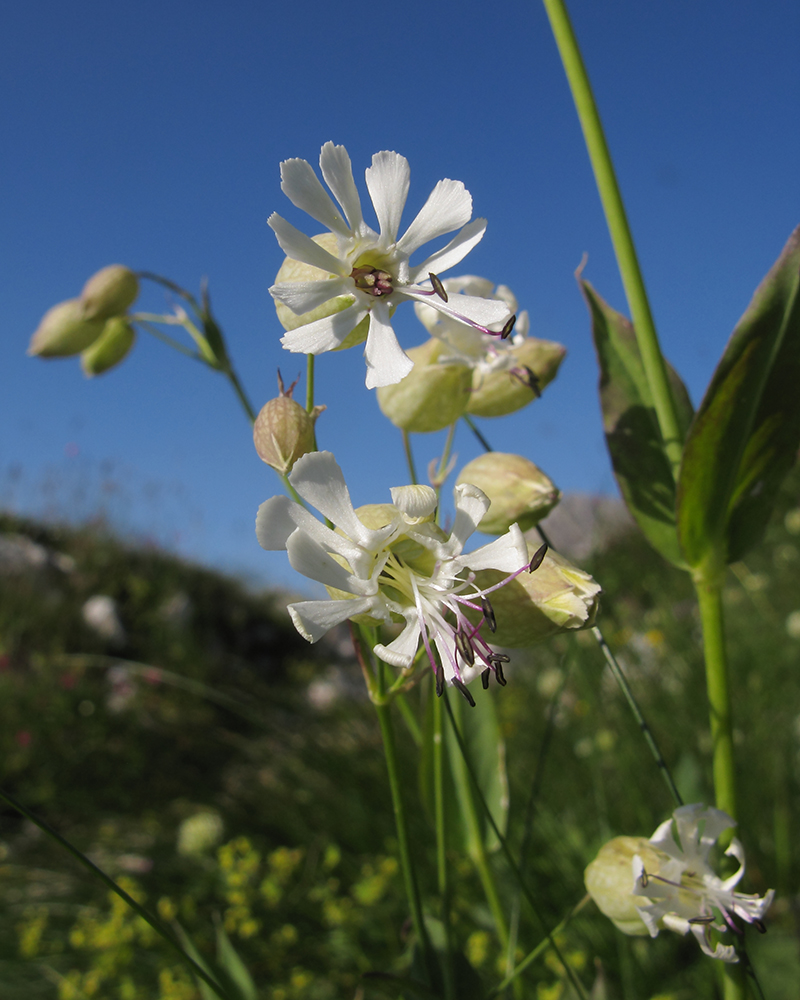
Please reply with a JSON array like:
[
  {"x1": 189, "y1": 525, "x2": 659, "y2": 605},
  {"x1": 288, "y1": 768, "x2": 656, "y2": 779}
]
[{"x1": 1, "y1": 463, "x2": 799, "y2": 998}]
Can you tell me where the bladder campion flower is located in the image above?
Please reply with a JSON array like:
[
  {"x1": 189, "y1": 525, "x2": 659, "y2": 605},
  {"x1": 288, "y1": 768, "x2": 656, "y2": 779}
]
[
  {"x1": 268, "y1": 143, "x2": 513, "y2": 389},
  {"x1": 585, "y1": 804, "x2": 774, "y2": 963},
  {"x1": 255, "y1": 451, "x2": 533, "y2": 701}
]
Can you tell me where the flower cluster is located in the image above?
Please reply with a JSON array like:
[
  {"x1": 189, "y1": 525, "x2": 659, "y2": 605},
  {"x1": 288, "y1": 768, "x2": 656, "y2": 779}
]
[
  {"x1": 584, "y1": 804, "x2": 774, "y2": 962},
  {"x1": 256, "y1": 451, "x2": 533, "y2": 699},
  {"x1": 268, "y1": 143, "x2": 513, "y2": 388}
]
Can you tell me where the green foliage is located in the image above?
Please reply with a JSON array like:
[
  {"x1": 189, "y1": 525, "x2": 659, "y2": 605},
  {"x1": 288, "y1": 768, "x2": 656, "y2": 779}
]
[
  {"x1": 580, "y1": 279, "x2": 693, "y2": 569},
  {"x1": 677, "y1": 224, "x2": 800, "y2": 572},
  {"x1": 3, "y1": 476, "x2": 800, "y2": 996}
]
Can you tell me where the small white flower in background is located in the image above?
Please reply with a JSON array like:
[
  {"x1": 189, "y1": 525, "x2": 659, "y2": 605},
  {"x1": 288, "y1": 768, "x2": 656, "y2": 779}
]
[
  {"x1": 82, "y1": 595, "x2": 126, "y2": 644},
  {"x1": 414, "y1": 275, "x2": 529, "y2": 376},
  {"x1": 268, "y1": 143, "x2": 513, "y2": 389},
  {"x1": 256, "y1": 451, "x2": 532, "y2": 701},
  {"x1": 585, "y1": 803, "x2": 774, "y2": 964}
]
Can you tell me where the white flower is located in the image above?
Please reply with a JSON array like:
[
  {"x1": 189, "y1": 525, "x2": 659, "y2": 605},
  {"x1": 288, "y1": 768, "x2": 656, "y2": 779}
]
[
  {"x1": 268, "y1": 143, "x2": 513, "y2": 389},
  {"x1": 414, "y1": 275, "x2": 530, "y2": 378},
  {"x1": 632, "y1": 804, "x2": 774, "y2": 963},
  {"x1": 255, "y1": 451, "x2": 531, "y2": 699}
]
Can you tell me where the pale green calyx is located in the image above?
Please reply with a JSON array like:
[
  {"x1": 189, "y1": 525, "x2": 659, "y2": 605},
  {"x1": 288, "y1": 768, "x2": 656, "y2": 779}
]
[
  {"x1": 253, "y1": 375, "x2": 324, "y2": 475},
  {"x1": 457, "y1": 453, "x2": 560, "y2": 534},
  {"x1": 585, "y1": 804, "x2": 775, "y2": 963},
  {"x1": 80, "y1": 265, "x2": 140, "y2": 321},
  {"x1": 474, "y1": 544, "x2": 600, "y2": 646},
  {"x1": 376, "y1": 338, "x2": 473, "y2": 433},
  {"x1": 81, "y1": 317, "x2": 136, "y2": 376},
  {"x1": 28, "y1": 298, "x2": 106, "y2": 358},
  {"x1": 413, "y1": 275, "x2": 566, "y2": 417}
]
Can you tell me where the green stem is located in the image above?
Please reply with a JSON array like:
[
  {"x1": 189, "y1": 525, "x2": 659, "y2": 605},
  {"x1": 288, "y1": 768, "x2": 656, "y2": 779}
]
[
  {"x1": 693, "y1": 573, "x2": 737, "y2": 821},
  {"x1": 541, "y1": 0, "x2": 684, "y2": 473},
  {"x1": 433, "y1": 693, "x2": 455, "y2": 1000},
  {"x1": 373, "y1": 658, "x2": 435, "y2": 984},
  {"x1": 0, "y1": 787, "x2": 233, "y2": 1000},
  {"x1": 462, "y1": 414, "x2": 492, "y2": 453},
  {"x1": 225, "y1": 366, "x2": 257, "y2": 424},
  {"x1": 443, "y1": 696, "x2": 588, "y2": 1000},
  {"x1": 590, "y1": 626, "x2": 683, "y2": 808},
  {"x1": 402, "y1": 430, "x2": 419, "y2": 485},
  {"x1": 489, "y1": 896, "x2": 590, "y2": 997},
  {"x1": 305, "y1": 353, "x2": 316, "y2": 412},
  {"x1": 446, "y1": 695, "x2": 517, "y2": 996}
]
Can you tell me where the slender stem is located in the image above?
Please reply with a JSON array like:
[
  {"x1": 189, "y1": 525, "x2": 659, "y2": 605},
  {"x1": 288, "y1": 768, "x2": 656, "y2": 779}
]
[
  {"x1": 443, "y1": 696, "x2": 588, "y2": 1000},
  {"x1": 590, "y1": 626, "x2": 683, "y2": 807},
  {"x1": 375, "y1": 700, "x2": 435, "y2": 985},
  {"x1": 489, "y1": 896, "x2": 590, "y2": 997},
  {"x1": 433, "y1": 693, "x2": 455, "y2": 1000},
  {"x1": 136, "y1": 320, "x2": 204, "y2": 361},
  {"x1": 541, "y1": 0, "x2": 684, "y2": 473},
  {"x1": 402, "y1": 430, "x2": 419, "y2": 485},
  {"x1": 0, "y1": 787, "x2": 232, "y2": 1000},
  {"x1": 305, "y1": 354, "x2": 316, "y2": 412},
  {"x1": 446, "y1": 695, "x2": 517, "y2": 997},
  {"x1": 225, "y1": 366, "x2": 257, "y2": 424},
  {"x1": 395, "y1": 691, "x2": 423, "y2": 746},
  {"x1": 371, "y1": 657, "x2": 434, "y2": 981},
  {"x1": 462, "y1": 414, "x2": 492, "y2": 453},
  {"x1": 693, "y1": 573, "x2": 737, "y2": 821}
]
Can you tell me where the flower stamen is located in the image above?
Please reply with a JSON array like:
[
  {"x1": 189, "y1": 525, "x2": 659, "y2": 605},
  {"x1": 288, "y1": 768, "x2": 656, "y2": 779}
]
[{"x1": 351, "y1": 265, "x2": 394, "y2": 297}]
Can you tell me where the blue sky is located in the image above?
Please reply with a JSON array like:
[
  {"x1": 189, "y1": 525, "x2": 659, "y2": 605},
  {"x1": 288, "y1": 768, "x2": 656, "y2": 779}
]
[{"x1": 2, "y1": 0, "x2": 798, "y2": 589}]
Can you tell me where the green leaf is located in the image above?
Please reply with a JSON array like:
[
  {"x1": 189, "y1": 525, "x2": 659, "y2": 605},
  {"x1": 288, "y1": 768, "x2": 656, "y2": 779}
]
[
  {"x1": 214, "y1": 921, "x2": 258, "y2": 1000},
  {"x1": 172, "y1": 922, "x2": 226, "y2": 1000},
  {"x1": 580, "y1": 278, "x2": 694, "y2": 568},
  {"x1": 677, "y1": 225, "x2": 800, "y2": 569},
  {"x1": 444, "y1": 691, "x2": 508, "y2": 856}
]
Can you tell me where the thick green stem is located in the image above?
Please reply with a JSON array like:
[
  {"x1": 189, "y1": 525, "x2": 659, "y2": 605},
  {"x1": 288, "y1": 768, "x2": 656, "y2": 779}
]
[
  {"x1": 542, "y1": 0, "x2": 684, "y2": 473},
  {"x1": 693, "y1": 572, "x2": 737, "y2": 822},
  {"x1": 374, "y1": 694, "x2": 435, "y2": 984}
]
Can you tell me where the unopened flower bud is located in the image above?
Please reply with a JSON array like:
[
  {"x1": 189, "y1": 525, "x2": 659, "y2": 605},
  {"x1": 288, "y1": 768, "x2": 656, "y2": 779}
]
[
  {"x1": 253, "y1": 376, "x2": 324, "y2": 474},
  {"x1": 468, "y1": 337, "x2": 566, "y2": 417},
  {"x1": 177, "y1": 811, "x2": 224, "y2": 856},
  {"x1": 585, "y1": 837, "x2": 664, "y2": 936},
  {"x1": 80, "y1": 265, "x2": 139, "y2": 321},
  {"x1": 376, "y1": 339, "x2": 472, "y2": 433},
  {"x1": 274, "y1": 234, "x2": 368, "y2": 349},
  {"x1": 474, "y1": 545, "x2": 600, "y2": 646},
  {"x1": 457, "y1": 453, "x2": 560, "y2": 534},
  {"x1": 28, "y1": 298, "x2": 106, "y2": 357},
  {"x1": 81, "y1": 317, "x2": 136, "y2": 377}
]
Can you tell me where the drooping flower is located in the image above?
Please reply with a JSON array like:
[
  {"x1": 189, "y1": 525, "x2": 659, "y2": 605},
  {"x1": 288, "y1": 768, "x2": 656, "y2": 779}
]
[
  {"x1": 585, "y1": 804, "x2": 774, "y2": 963},
  {"x1": 268, "y1": 143, "x2": 513, "y2": 389},
  {"x1": 255, "y1": 450, "x2": 531, "y2": 699},
  {"x1": 413, "y1": 275, "x2": 566, "y2": 416}
]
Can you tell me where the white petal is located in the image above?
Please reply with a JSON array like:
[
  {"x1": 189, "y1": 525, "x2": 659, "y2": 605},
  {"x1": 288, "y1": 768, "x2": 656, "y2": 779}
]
[
  {"x1": 281, "y1": 302, "x2": 368, "y2": 354},
  {"x1": 270, "y1": 277, "x2": 352, "y2": 315},
  {"x1": 364, "y1": 301, "x2": 414, "y2": 389},
  {"x1": 255, "y1": 495, "x2": 301, "y2": 550},
  {"x1": 319, "y1": 142, "x2": 363, "y2": 232},
  {"x1": 390, "y1": 484, "x2": 437, "y2": 521},
  {"x1": 409, "y1": 218, "x2": 487, "y2": 280},
  {"x1": 289, "y1": 596, "x2": 380, "y2": 643},
  {"x1": 289, "y1": 451, "x2": 393, "y2": 552},
  {"x1": 374, "y1": 618, "x2": 422, "y2": 669},
  {"x1": 406, "y1": 291, "x2": 511, "y2": 330},
  {"x1": 280, "y1": 157, "x2": 351, "y2": 237},
  {"x1": 458, "y1": 525, "x2": 530, "y2": 574},
  {"x1": 365, "y1": 151, "x2": 410, "y2": 244},
  {"x1": 286, "y1": 529, "x2": 374, "y2": 595},
  {"x1": 397, "y1": 179, "x2": 472, "y2": 255},
  {"x1": 448, "y1": 482, "x2": 491, "y2": 551},
  {"x1": 268, "y1": 214, "x2": 349, "y2": 276}
]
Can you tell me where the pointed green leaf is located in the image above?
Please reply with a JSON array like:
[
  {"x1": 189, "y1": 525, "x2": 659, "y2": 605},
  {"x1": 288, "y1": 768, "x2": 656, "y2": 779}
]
[
  {"x1": 580, "y1": 279, "x2": 694, "y2": 567},
  {"x1": 172, "y1": 922, "x2": 227, "y2": 1000},
  {"x1": 215, "y1": 921, "x2": 258, "y2": 1000},
  {"x1": 677, "y1": 225, "x2": 800, "y2": 569}
]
